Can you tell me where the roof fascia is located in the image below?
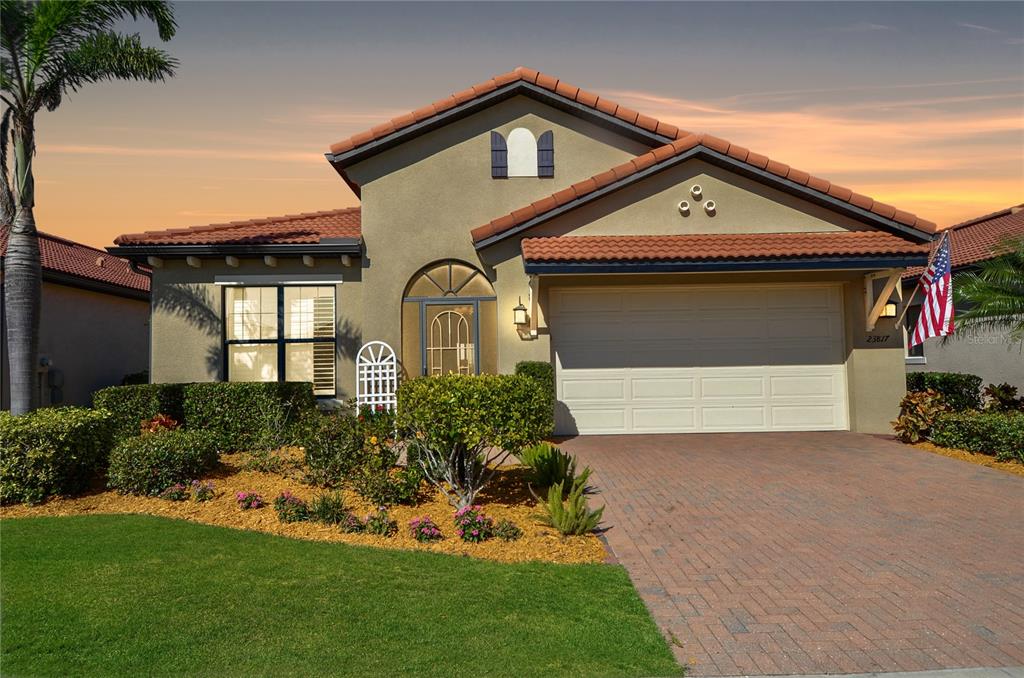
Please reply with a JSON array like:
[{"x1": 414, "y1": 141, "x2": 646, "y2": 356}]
[
  {"x1": 524, "y1": 255, "x2": 929, "y2": 275},
  {"x1": 324, "y1": 81, "x2": 675, "y2": 170},
  {"x1": 106, "y1": 240, "x2": 363, "y2": 259}
]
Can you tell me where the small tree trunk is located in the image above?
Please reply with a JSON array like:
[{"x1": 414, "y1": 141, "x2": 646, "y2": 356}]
[{"x1": 5, "y1": 121, "x2": 40, "y2": 415}]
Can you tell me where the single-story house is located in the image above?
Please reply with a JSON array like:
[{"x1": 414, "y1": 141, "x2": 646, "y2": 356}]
[
  {"x1": 109, "y1": 66, "x2": 938, "y2": 436},
  {"x1": 903, "y1": 204, "x2": 1024, "y2": 387},
  {"x1": 1, "y1": 229, "x2": 151, "y2": 408}
]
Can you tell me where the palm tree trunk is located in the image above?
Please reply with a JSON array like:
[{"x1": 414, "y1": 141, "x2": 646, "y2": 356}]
[{"x1": 4, "y1": 122, "x2": 40, "y2": 415}]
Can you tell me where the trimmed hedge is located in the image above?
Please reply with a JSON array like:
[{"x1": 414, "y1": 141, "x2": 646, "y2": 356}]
[
  {"x1": 107, "y1": 429, "x2": 222, "y2": 496},
  {"x1": 515, "y1": 361, "x2": 555, "y2": 430},
  {"x1": 398, "y1": 373, "x2": 552, "y2": 454},
  {"x1": 930, "y1": 411, "x2": 1024, "y2": 463},
  {"x1": 182, "y1": 382, "x2": 317, "y2": 451},
  {"x1": 0, "y1": 407, "x2": 114, "y2": 505},
  {"x1": 906, "y1": 372, "x2": 983, "y2": 412},
  {"x1": 93, "y1": 383, "x2": 185, "y2": 442}
]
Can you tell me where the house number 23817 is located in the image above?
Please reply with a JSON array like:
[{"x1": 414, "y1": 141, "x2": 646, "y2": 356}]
[{"x1": 866, "y1": 335, "x2": 890, "y2": 343}]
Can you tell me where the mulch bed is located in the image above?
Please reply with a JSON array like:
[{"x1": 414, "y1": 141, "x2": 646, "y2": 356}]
[
  {"x1": 912, "y1": 441, "x2": 1024, "y2": 477},
  {"x1": 0, "y1": 449, "x2": 607, "y2": 565}
]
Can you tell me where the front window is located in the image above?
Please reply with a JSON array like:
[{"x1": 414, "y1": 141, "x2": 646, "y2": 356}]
[
  {"x1": 905, "y1": 304, "x2": 925, "y2": 359},
  {"x1": 225, "y1": 286, "x2": 336, "y2": 396}
]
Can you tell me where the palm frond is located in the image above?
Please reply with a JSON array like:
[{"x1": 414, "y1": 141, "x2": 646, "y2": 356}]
[
  {"x1": 953, "y1": 237, "x2": 1024, "y2": 342},
  {"x1": 0, "y1": 105, "x2": 14, "y2": 224}
]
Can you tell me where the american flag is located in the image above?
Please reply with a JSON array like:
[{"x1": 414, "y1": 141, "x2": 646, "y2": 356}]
[{"x1": 910, "y1": 232, "x2": 954, "y2": 347}]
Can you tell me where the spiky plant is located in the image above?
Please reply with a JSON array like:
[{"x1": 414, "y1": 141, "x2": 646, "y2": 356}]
[
  {"x1": 1, "y1": 0, "x2": 178, "y2": 414},
  {"x1": 953, "y1": 237, "x2": 1024, "y2": 344}
]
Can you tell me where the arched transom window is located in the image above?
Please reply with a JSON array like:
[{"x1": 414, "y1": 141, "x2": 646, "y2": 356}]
[{"x1": 402, "y1": 260, "x2": 497, "y2": 377}]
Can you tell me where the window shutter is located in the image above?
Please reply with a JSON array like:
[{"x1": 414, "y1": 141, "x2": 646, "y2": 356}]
[
  {"x1": 537, "y1": 131, "x2": 554, "y2": 177},
  {"x1": 491, "y1": 131, "x2": 507, "y2": 178}
]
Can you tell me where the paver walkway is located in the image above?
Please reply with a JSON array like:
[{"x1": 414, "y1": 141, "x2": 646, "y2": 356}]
[{"x1": 562, "y1": 432, "x2": 1024, "y2": 677}]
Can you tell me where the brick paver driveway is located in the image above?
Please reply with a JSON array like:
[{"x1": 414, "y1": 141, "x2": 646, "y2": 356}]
[{"x1": 562, "y1": 432, "x2": 1024, "y2": 677}]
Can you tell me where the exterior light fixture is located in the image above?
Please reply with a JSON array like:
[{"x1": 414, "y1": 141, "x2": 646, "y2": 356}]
[
  {"x1": 881, "y1": 302, "x2": 898, "y2": 318},
  {"x1": 513, "y1": 297, "x2": 529, "y2": 326}
]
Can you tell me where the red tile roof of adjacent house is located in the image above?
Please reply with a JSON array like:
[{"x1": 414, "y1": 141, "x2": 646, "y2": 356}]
[
  {"x1": 1, "y1": 228, "x2": 150, "y2": 293},
  {"x1": 326, "y1": 66, "x2": 684, "y2": 157},
  {"x1": 520, "y1": 231, "x2": 930, "y2": 264},
  {"x1": 473, "y1": 132, "x2": 938, "y2": 244},
  {"x1": 904, "y1": 204, "x2": 1024, "y2": 278},
  {"x1": 114, "y1": 207, "x2": 361, "y2": 246}
]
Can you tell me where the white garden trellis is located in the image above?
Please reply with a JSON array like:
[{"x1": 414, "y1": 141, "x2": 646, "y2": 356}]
[{"x1": 356, "y1": 341, "x2": 398, "y2": 412}]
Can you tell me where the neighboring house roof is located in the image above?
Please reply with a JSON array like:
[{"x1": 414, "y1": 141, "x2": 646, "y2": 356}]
[
  {"x1": 904, "y1": 204, "x2": 1024, "y2": 279},
  {"x1": 521, "y1": 231, "x2": 929, "y2": 264},
  {"x1": 113, "y1": 207, "x2": 361, "y2": 246},
  {"x1": 472, "y1": 132, "x2": 938, "y2": 247},
  {"x1": 0, "y1": 228, "x2": 150, "y2": 294}
]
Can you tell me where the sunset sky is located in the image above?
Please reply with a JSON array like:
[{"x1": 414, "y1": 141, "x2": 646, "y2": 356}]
[{"x1": 24, "y1": 1, "x2": 1024, "y2": 248}]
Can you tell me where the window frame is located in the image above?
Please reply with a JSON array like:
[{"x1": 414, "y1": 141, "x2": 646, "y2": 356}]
[{"x1": 221, "y1": 285, "x2": 337, "y2": 397}]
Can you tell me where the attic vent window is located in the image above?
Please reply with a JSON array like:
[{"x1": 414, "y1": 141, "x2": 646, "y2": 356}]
[{"x1": 490, "y1": 128, "x2": 554, "y2": 178}]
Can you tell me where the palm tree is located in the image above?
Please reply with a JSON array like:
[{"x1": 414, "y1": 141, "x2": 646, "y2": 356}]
[
  {"x1": 1, "y1": 0, "x2": 177, "y2": 414},
  {"x1": 953, "y1": 237, "x2": 1024, "y2": 343}
]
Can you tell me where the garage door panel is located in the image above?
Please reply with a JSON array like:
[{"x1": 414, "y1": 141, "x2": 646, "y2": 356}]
[
  {"x1": 631, "y1": 375, "x2": 696, "y2": 400},
  {"x1": 701, "y1": 406, "x2": 767, "y2": 430},
  {"x1": 632, "y1": 407, "x2": 698, "y2": 431},
  {"x1": 551, "y1": 284, "x2": 848, "y2": 434}
]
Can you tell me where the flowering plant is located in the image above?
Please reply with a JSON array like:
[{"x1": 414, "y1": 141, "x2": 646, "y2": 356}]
[
  {"x1": 364, "y1": 508, "x2": 397, "y2": 537},
  {"x1": 191, "y1": 480, "x2": 215, "y2": 502},
  {"x1": 273, "y1": 490, "x2": 309, "y2": 523},
  {"x1": 236, "y1": 491, "x2": 263, "y2": 510},
  {"x1": 159, "y1": 483, "x2": 188, "y2": 501},
  {"x1": 339, "y1": 512, "x2": 365, "y2": 534},
  {"x1": 453, "y1": 505, "x2": 494, "y2": 543},
  {"x1": 494, "y1": 518, "x2": 523, "y2": 542},
  {"x1": 409, "y1": 515, "x2": 443, "y2": 543},
  {"x1": 140, "y1": 413, "x2": 178, "y2": 435}
]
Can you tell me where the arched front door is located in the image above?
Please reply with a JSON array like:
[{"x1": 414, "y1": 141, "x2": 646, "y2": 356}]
[{"x1": 401, "y1": 260, "x2": 497, "y2": 377}]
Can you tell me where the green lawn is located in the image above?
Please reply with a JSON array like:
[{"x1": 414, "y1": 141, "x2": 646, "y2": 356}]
[{"x1": 1, "y1": 515, "x2": 680, "y2": 677}]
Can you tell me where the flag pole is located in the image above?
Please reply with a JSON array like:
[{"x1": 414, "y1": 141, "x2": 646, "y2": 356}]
[{"x1": 894, "y1": 230, "x2": 946, "y2": 328}]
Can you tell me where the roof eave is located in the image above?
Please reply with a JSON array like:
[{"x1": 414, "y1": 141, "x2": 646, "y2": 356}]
[
  {"x1": 474, "y1": 146, "x2": 936, "y2": 249},
  {"x1": 325, "y1": 81, "x2": 675, "y2": 171},
  {"x1": 107, "y1": 239, "x2": 363, "y2": 260},
  {"x1": 524, "y1": 254, "x2": 930, "y2": 275}
]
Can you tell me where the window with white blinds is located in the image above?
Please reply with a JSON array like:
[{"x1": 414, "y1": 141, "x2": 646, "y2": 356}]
[{"x1": 224, "y1": 286, "x2": 336, "y2": 397}]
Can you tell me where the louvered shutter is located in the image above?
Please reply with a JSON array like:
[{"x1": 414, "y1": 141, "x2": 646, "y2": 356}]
[
  {"x1": 537, "y1": 131, "x2": 554, "y2": 177},
  {"x1": 491, "y1": 131, "x2": 507, "y2": 178}
]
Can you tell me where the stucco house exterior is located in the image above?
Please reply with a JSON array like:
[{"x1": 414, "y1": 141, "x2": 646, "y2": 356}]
[
  {"x1": 903, "y1": 204, "x2": 1024, "y2": 387},
  {"x1": 1, "y1": 229, "x2": 151, "y2": 408},
  {"x1": 109, "y1": 66, "x2": 939, "y2": 436}
]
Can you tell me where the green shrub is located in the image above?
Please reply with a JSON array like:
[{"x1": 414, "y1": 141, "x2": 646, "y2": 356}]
[
  {"x1": 107, "y1": 429, "x2": 221, "y2": 496},
  {"x1": 273, "y1": 490, "x2": 309, "y2": 523},
  {"x1": 515, "y1": 360, "x2": 555, "y2": 430},
  {"x1": 182, "y1": 382, "x2": 317, "y2": 452},
  {"x1": 494, "y1": 519, "x2": 523, "y2": 542},
  {"x1": 298, "y1": 412, "x2": 362, "y2": 485},
  {"x1": 892, "y1": 390, "x2": 947, "y2": 443},
  {"x1": 364, "y1": 508, "x2": 397, "y2": 536},
  {"x1": 535, "y1": 472, "x2": 603, "y2": 537},
  {"x1": 519, "y1": 443, "x2": 576, "y2": 491},
  {"x1": 92, "y1": 383, "x2": 185, "y2": 442},
  {"x1": 308, "y1": 491, "x2": 348, "y2": 525},
  {"x1": 353, "y1": 454, "x2": 424, "y2": 506},
  {"x1": 930, "y1": 411, "x2": 1024, "y2": 462},
  {"x1": 906, "y1": 372, "x2": 983, "y2": 412},
  {"x1": 398, "y1": 373, "x2": 552, "y2": 508},
  {"x1": 0, "y1": 407, "x2": 114, "y2": 505}
]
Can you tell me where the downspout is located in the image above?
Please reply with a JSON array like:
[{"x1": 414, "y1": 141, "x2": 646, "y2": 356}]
[{"x1": 127, "y1": 258, "x2": 154, "y2": 384}]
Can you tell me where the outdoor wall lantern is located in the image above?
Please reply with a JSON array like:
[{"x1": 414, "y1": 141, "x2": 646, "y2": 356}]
[
  {"x1": 881, "y1": 302, "x2": 898, "y2": 318},
  {"x1": 513, "y1": 297, "x2": 529, "y2": 326}
]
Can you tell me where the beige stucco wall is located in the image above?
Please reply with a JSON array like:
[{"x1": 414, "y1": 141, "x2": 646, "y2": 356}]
[
  {"x1": 149, "y1": 257, "x2": 363, "y2": 399},
  {"x1": 1, "y1": 280, "x2": 149, "y2": 408}
]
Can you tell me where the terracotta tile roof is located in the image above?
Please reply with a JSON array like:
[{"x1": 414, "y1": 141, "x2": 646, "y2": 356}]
[
  {"x1": 326, "y1": 66, "x2": 684, "y2": 157},
  {"x1": 905, "y1": 204, "x2": 1024, "y2": 278},
  {"x1": 521, "y1": 231, "x2": 929, "y2": 264},
  {"x1": 473, "y1": 133, "x2": 938, "y2": 244},
  {"x1": 114, "y1": 207, "x2": 361, "y2": 246},
  {"x1": 1, "y1": 228, "x2": 150, "y2": 293}
]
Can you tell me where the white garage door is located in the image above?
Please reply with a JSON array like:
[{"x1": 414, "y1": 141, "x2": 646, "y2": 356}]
[{"x1": 551, "y1": 284, "x2": 848, "y2": 434}]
